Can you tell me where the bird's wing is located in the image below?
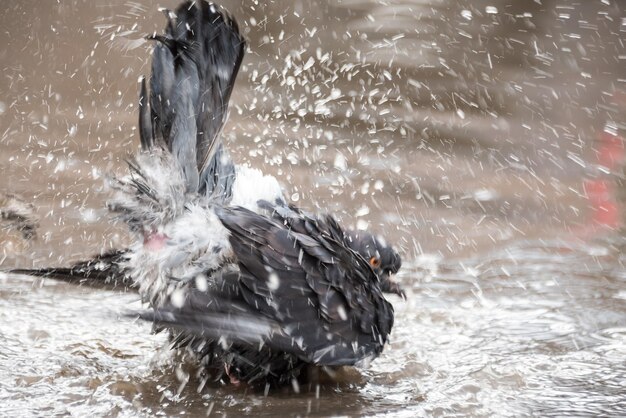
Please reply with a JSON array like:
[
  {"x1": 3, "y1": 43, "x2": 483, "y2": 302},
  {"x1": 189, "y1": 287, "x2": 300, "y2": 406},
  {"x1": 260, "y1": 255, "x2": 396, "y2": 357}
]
[
  {"x1": 140, "y1": 1, "x2": 244, "y2": 198},
  {"x1": 9, "y1": 249, "x2": 134, "y2": 291},
  {"x1": 216, "y1": 206, "x2": 395, "y2": 365}
]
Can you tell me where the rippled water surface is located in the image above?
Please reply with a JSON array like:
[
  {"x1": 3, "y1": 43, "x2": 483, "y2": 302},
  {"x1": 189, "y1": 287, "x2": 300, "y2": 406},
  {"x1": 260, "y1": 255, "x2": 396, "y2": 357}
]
[{"x1": 1, "y1": 0, "x2": 625, "y2": 416}]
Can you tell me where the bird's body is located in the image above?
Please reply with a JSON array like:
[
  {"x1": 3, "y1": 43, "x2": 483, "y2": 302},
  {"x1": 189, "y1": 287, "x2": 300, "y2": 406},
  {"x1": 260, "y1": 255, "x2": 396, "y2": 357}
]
[
  {"x1": 10, "y1": 0, "x2": 404, "y2": 388},
  {"x1": 139, "y1": 203, "x2": 396, "y2": 386}
]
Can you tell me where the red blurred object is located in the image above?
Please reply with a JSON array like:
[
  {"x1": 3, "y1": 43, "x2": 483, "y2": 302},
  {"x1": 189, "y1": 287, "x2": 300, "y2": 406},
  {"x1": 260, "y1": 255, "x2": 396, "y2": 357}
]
[
  {"x1": 597, "y1": 131, "x2": 624, "y2": 169},
  {"x1": 582, "y1": 128, "x2": 624, "y2": 230},
  {"x1": 584, "y1": 177, "x2": 619, "y2": 228}
]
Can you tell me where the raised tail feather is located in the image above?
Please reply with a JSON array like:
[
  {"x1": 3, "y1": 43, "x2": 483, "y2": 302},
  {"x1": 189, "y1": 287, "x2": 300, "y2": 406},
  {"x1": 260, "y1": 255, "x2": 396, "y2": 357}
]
[
  {"x1": 9, "y1": 250, "x2": 134, "y2": 291},
  {"x1": 139, "y1": 1, "x2": 245, "y2": 200}
]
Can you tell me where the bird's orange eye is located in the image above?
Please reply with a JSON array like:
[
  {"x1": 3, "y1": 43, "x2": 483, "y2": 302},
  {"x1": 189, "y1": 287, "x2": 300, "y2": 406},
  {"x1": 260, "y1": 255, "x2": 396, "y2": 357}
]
[{"x1": 369, "y1": 257, "x2": 381, "y2": 268}]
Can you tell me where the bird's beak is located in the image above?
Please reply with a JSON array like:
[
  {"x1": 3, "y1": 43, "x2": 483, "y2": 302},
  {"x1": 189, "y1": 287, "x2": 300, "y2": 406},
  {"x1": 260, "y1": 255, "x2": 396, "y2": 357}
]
[{"x1": 381, "y1": 273, "x2": 406, "y2": 300}]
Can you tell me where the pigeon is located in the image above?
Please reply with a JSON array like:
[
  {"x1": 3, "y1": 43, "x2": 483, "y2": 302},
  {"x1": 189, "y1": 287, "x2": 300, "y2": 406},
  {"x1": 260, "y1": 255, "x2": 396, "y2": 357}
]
[
  {"x1": 138, "y1": 202, "x2": 399, "y2": 387},
  {"x1": 9, "y1": 0, "x2": 405, "y2": 387}
]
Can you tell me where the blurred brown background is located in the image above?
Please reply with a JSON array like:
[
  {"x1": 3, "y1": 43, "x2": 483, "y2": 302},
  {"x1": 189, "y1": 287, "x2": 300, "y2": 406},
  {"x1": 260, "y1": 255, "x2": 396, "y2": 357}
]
[{"x1": 1, "y1": 0, "x2": 624, "y2": 265}]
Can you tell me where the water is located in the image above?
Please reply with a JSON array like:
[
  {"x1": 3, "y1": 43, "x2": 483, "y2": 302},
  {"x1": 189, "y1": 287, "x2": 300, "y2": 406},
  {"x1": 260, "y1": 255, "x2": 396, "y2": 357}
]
[{"x1": 1, "y1": 0, "x2": 625, "y2": 416}]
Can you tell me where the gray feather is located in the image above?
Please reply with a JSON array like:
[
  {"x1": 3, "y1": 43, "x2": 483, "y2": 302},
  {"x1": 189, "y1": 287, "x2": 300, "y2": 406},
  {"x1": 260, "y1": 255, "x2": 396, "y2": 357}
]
[{"x1": 141, "y1": 1, "x2": 245, "y2": 199}]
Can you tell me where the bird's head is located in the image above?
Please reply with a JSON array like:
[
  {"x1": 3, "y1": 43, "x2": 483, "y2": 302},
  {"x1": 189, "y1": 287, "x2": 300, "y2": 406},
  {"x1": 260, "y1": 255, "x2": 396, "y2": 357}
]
[{"x1": 344, "y1": 230, "x2": 405, "y2": 298}]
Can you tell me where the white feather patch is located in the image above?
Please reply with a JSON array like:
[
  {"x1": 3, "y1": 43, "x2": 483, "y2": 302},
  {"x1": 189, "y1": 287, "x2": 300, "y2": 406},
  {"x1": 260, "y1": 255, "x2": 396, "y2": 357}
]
[
  {"x1": 125, "y1": 202, "x2": 233, "y2": 306},
  {"x1": 230, "y1": 165, "x2": 284, "y2": 211}
]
